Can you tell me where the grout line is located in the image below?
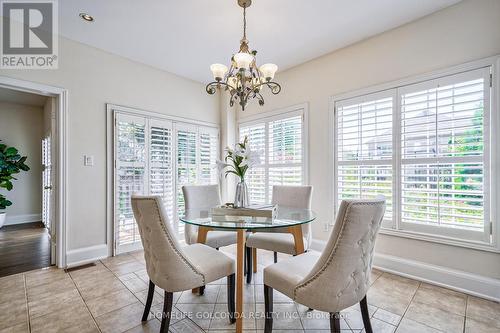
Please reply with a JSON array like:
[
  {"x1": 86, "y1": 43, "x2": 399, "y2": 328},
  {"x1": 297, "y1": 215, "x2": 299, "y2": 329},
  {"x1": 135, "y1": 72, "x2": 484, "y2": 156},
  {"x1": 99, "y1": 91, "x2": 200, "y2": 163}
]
[
  {"x1": 23, "y1": 274, "x2": 32, "y2": 333},
  {"x1": 68, "y1": 271, "x2": 103, "y2": 333}
]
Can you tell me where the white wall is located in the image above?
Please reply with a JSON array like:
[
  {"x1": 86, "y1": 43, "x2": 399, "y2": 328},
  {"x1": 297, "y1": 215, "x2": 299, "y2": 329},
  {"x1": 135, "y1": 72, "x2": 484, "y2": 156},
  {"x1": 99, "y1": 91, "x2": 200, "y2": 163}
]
[
  {"x1": 0, "y1": 102, "x2": 43, "y2": 225},
  {"x1": 0, "y1": 36, "x2": 219, "y2": 257},
  {"x1": 237, "y1": 0, "x2": 500, "y2": 280}
]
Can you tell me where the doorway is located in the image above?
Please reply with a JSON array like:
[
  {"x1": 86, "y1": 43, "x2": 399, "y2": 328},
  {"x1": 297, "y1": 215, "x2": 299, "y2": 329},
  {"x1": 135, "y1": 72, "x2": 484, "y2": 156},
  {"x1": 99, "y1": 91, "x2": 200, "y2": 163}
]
[
  {"x1": 0, "y1": 88, "x2": 56, "y2": 276},
  {"x1": 0, "y1": 76, "x2": 68, "y2": 271}
]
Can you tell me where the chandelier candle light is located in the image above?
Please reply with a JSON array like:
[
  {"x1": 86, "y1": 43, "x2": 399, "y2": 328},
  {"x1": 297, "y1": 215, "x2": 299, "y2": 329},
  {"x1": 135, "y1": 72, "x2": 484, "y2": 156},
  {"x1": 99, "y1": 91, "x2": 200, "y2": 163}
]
[{"x1": 206, "y1": 0, "x2": 281, "y2": 111}]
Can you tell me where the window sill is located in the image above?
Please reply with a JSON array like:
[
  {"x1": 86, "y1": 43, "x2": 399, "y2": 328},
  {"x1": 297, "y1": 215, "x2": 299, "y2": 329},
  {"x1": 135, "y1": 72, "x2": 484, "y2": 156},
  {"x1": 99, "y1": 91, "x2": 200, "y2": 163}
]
[{"x1": 379, "y1": 227, "x2": 500, "y2": 254}]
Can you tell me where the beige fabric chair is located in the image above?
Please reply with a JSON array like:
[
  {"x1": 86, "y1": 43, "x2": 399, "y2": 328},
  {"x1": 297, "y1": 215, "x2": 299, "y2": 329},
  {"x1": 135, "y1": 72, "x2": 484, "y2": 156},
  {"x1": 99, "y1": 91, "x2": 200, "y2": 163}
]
[
  {"x1": 131, "y1": 195, "x2": 236, "y2": 333},
  {"x1": 245, "y1": 185, "x2": 313, "y2": 283},
  {"x1": 182, "y1": 184, "x2": 237, "y2": 249},
  {"x1": 263, "y1": 199, "x2": 386, "y2": 333}
]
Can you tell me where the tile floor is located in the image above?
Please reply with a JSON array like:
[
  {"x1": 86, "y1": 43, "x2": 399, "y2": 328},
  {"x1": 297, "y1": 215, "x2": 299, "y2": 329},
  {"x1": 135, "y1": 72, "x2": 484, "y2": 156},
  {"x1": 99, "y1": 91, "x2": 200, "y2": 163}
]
[{"x1": 0, "y1": 246, "x2": 499, "y2": 333}]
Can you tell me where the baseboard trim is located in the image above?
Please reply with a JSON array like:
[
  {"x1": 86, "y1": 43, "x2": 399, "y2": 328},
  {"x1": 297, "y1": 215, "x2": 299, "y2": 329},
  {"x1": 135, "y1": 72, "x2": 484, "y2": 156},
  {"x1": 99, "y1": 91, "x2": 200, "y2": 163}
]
[
  {"x1": 4, "y1": 213, "x2": 42, "y2": 225},
  {"x1": 310, "y1": 238, "x2": 500, "y2": 302},
  {"x1": 66, "y1": 244, "x2": 109, "y2": 268}
]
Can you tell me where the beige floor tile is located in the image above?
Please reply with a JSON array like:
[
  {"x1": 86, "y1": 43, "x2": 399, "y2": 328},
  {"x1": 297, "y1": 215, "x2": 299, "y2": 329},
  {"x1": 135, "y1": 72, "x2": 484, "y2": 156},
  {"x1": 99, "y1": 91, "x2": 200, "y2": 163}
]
[
  {"x1": 210, "y1": 303, "x2": 256, "y2": 330},
  {"x1": 176, "y1": 303, "x2": 216, "y2": 329},
  {"x1": 0, "y1": 288, "x2": 25, "y2": 305},
  {"x1": 30, "y1": 299, "x2": 93, "y2": 333},
  {"x1": 367, "y1": 274, "x2": 418, "y2": 315},
  {"x1": 108, "y1": 261, "x2": 146, "y2": 276},
  {"x1": 25, "y1": 267, "x2": 68, "y2": 288},
  {"x1": 26, "y1": 276, "x2": 76, "y2": 301},
  {"x1": 170, "y1": 318, "x2": 205, "y2": 333},
  {"x1": 370, "y1": 268, "x2": 383, "y2": 285},
  {"x1": 124, "y1": 319, "x2": 162, "y2": 333},
  {"x1": 465, "y1": 316, "x2": 500, "y2": 333},
  {"x1": 28, "y1": 288, "x2": 81, "y2": 319},
  {"x1": 412, "y1": 283, "x2": 466, "y2": 316},
  {"x1": 95, "y1": 301, "x2": 150, "y2": 333},
  {"x1": 62, "y1": 320, "x2": 100, "y2": 333},
  {"x1": 295, "y1": 305, "x2": 350, "y2": 331},
  {"x1": 69, "y1": 262, "x2": 110, "y2": 282},
  {"x1": 256, "y1": 303, "x2": 302, "y2": 330},
  {"x1": 135, "y1": 289, "x2": 164, "y2": 307},
  {"x1": 395, "y1": 318, "x2": 442, "y2": 333},
  {"x1": 373, "y1": 308, "x2": 401, "y2": 326},
  {"x1": 466, "y1": 295, "x2": 500, "y2": 328},
  {"x1": 0, "y1": 275, "x2": 24, "y2": 294},
  {"x1": 72, "y1": 269, "x2": 116, "y2": 289},
  {"x1": 101, "y1": 253, "x2": 136, "y2": 267},
  {"x1": 86, "y1": 288, "x2": 138, "y2": 317},
  {"x1": 77, "y1": 275, "x2": 127, "y2": 301},
  {"x1": 368, "y1": 318, "x2": 396, "y2": 333},
  {"x1": 0, "y1": 298, "x2": 27, "y2": 330},
  {"x1": 122, "y1": 275, "x2": 149, "y2": 293},
  {"x1": 150, "y1": 303, "x2": 185, "y2": 323},
  {"x1": 178, "y1": 284, "x2": 221, "y2": 304},
  {"x1": 0, "y1": 322, "x2": 29, "y2": 333},
  {"x1": 405, "y1": 300, "x2": 464, "y2": 333},
  {"x1": 255, "y1": 286, "x2": 293, "y2": 303},
  {"x1": 217, "y1": 283, "x2": 255, "y2": 304}
]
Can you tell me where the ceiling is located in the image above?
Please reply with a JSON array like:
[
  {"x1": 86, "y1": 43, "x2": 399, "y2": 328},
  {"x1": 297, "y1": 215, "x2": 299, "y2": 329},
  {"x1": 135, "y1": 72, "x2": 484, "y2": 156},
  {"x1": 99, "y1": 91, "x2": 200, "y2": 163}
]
[
  {"x1": 0, "y1": 88, "x2": 47, "y2": 107},
  {"x1": 59, "y1": 0, "x2": 461, "y2": 83}
]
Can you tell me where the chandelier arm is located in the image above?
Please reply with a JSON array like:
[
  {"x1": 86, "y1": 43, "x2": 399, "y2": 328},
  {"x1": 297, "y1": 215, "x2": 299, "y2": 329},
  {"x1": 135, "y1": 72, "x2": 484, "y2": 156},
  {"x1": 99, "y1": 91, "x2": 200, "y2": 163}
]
[
  {"x1": 251, "y1": 81, "x2": 282, "y2": 95},
  {"x1": 205, "y1": 81, "x2": 235, "y2": 94}
]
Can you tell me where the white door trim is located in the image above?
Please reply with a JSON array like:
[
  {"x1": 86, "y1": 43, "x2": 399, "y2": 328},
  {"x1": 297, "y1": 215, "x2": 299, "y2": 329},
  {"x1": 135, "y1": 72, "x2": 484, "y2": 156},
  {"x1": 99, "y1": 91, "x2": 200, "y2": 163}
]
[{"x1": 0, "y1": 76, "x2": 69, "y2": 268}]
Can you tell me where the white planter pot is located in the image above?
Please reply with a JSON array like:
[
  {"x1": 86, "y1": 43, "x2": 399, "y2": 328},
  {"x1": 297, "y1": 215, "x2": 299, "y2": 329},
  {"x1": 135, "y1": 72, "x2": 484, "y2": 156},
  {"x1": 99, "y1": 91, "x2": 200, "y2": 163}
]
[{"x1": 0, "y1": 212, "x2": 5, "y2": 229}]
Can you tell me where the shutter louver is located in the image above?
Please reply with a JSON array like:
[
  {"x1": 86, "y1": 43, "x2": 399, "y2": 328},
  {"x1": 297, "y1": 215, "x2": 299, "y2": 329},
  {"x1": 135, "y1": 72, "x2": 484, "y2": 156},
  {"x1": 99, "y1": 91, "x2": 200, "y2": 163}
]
[
  {"x1": 400, "y1": 76, "x2": 486, "y2": 232},
  {"x1": 336, "y1": 96, "x2": 394, "y2": 223}
]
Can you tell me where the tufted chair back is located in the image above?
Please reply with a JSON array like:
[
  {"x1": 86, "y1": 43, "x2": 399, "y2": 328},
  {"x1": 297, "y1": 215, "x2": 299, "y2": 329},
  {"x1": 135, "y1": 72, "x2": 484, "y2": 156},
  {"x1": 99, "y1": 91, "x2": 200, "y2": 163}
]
[
  {"x1": 271, "y1": 185, "x2": 313, "y2": 246},
  {"x1": 294, "y1": 198, "x2": 385, "y2": 312},
  {"x1": 182, "y1": 184, "x2": 221, "y2": 244},
  {"x1": 131, "y1": 195, "x2": 204, "y2": 292}
]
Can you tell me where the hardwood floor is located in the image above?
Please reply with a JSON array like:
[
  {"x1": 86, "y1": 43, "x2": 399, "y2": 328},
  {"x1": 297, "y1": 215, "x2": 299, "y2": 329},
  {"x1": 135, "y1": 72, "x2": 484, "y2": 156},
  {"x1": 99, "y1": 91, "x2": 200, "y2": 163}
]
[{"x1": 0, "y1": 222, "x2": 51, "y2": 277}]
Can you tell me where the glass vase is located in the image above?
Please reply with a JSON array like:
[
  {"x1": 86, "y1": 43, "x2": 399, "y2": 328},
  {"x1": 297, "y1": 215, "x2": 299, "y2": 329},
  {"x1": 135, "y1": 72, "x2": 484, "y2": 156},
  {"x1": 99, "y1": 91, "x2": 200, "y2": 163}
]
[{"x1": 234, "y1": 180, "x2": 249, "y2": 208}]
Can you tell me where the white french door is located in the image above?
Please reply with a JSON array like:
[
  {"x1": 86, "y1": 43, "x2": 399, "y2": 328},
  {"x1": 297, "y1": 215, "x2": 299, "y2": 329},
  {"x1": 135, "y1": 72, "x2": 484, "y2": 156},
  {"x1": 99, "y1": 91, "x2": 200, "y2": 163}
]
[{"x1": 113, "y1": 111, "x2": 218, "y2": 254}]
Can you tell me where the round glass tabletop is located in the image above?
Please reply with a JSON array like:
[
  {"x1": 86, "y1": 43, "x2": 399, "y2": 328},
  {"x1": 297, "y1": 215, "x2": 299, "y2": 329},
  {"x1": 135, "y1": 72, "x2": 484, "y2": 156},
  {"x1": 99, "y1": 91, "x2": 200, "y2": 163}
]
[{"x1": 181, "y1": 206, "x2": 316, "y2": 230}]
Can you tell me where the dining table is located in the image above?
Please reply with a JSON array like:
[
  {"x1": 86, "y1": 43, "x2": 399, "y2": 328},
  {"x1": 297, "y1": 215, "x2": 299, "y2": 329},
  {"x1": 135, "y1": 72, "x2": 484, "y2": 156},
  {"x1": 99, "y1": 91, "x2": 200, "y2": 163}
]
[{"x1": 181, "y1": 206, "x2": 316, "y2": 333}]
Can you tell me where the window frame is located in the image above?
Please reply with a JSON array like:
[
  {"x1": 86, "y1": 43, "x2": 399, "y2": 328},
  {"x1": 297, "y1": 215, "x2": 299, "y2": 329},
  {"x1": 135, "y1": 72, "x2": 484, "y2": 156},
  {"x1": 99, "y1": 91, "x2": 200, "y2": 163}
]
[
  {"x1": 329, "y1": 56, "x2": 500, "y2": 253},
  {"x1": 107, "y1": 104, "x2": 219, "y2": 255},
  {"x1": 237, "y1": 103, "x2": 310, "y2": 204}
]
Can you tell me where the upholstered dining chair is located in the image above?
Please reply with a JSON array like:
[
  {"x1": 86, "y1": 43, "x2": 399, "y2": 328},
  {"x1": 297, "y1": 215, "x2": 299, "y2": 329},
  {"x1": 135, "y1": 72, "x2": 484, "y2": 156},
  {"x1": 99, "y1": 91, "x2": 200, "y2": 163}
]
[
  {"x1": 182, "y1": 184, "x2": 237, "y2": 249},
  {"x1": 131, "y1": 195, "x2": 236, "y2": 333},
  {"x1": 245, "y1": 185, "x2": 313, "y2": 283},
  {"x1": 263, "y1": 198, "x2": 386, "y2": 333}
]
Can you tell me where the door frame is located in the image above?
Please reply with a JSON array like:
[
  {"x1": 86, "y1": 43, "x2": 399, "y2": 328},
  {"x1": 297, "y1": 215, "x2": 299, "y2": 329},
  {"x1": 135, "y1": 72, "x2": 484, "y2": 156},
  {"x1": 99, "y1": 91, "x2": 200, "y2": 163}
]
[{"x1": 0, "y1": 76, "x2": 69, "y2": 268}]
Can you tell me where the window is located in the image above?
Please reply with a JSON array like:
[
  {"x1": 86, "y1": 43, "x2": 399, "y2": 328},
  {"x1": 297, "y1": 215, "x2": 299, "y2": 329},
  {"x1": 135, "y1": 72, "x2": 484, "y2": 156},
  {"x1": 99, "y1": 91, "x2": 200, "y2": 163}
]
[
  {"x1": 239, "y1": 107, "x2": 307, "y2": 204},
  {"x1": 113, "y1": 112, "x2": 218, "y2": 254},
  {"x1": 333, "y1": 67, "x2": 492, "y2": 245}
]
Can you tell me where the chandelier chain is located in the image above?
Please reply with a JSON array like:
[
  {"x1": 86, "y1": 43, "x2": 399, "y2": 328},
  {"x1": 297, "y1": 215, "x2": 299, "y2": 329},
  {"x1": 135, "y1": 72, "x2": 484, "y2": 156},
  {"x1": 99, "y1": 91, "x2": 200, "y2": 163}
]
[{"x1": 243, "y1": 6, "x2": 247, "y2": 40}]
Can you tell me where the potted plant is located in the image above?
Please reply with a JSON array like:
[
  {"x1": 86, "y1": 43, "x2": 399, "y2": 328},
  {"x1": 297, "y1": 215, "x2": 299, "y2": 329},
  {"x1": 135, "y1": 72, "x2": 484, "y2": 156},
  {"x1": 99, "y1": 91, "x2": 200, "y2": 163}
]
[
  {"x1": 217, "y1": 136, "x2": 260, "y2": 208},
  {"x1": 0, "y1": 140, "x2": 30, "y2": 228}
]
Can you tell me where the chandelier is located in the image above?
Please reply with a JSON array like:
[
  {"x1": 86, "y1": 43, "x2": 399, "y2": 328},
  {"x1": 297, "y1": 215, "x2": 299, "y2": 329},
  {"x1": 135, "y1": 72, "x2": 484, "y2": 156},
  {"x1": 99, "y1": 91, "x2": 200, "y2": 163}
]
[{"x1": 206, "y1": 0, "x2": 281, "y2": 111}]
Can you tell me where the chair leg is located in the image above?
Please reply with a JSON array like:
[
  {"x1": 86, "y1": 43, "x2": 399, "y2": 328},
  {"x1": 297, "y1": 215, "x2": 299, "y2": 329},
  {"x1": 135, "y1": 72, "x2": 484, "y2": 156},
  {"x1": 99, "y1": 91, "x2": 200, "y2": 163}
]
[
  {"x1": 199, "y1": 286, "x2": 205, "y2": 295},
  {"x1": 159, "y1": 291, "x2": 173, "y2": 333},
  {"x1": 252, "y1": 248, "x2": 257, "y2": 273},
  {"x1": 142, "y1": 280, "x2": 155, "y2": 321},
  {"x1": 264, "y1": 285, "x2": 273, "y2": 333},
  {"x1": 245, "y1": 246, "x2": 252, "y2": 284},
  {"x1": 329, "y1": 312, "x2": 341, "y2": 333},
  {"x1": 360, "y1": 295, "x2": 373, "y2": 333},
  {"x1": 273, "y1": 251, "x2": 278, "y2": 263},
  {"x1": 227, "y1": 273, "x2": 236, "y2": 323}
]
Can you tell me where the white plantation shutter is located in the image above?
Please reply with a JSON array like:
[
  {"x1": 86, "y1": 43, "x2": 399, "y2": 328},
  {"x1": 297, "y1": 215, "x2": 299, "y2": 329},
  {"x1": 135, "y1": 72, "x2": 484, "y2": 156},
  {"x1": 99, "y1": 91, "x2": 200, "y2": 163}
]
[
  {"x1": 335, "y1": 92, "x2": 394, "y2": 226},
  {"x1": 199, "y1": 126, "x2": 219, "y2": 185},
  {"x1": 115, "y1": 114, "x2": 147, "y2": 253},
  {"x1": 113, "y1": 109, "x2": 219, "y2": 254},
  {"x1": 333, "y1": 66, "x2": 491, "y2": 243},
  {"x1": 240, "y1": 123, "x2": 267, "y2": 204},
  {"x1": 399, "y1": 68, "x2": 490, "y2": 241},
  {"x1": 149, "y1": 119, "x2": 174, "y2": 221},
  {"x1": 239, "y1": 109, "x2": 306, "y2": 205},
  {"x1": 175, "y1": 124, "x2": 198, "y2": 222}
]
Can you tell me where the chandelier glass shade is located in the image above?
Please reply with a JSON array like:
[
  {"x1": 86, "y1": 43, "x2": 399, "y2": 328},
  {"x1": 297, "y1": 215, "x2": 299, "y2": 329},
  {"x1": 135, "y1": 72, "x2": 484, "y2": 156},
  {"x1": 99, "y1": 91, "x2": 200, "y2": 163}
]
[{"x1": 206, "y1": 0, "x2": 281, "y2": 111}]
